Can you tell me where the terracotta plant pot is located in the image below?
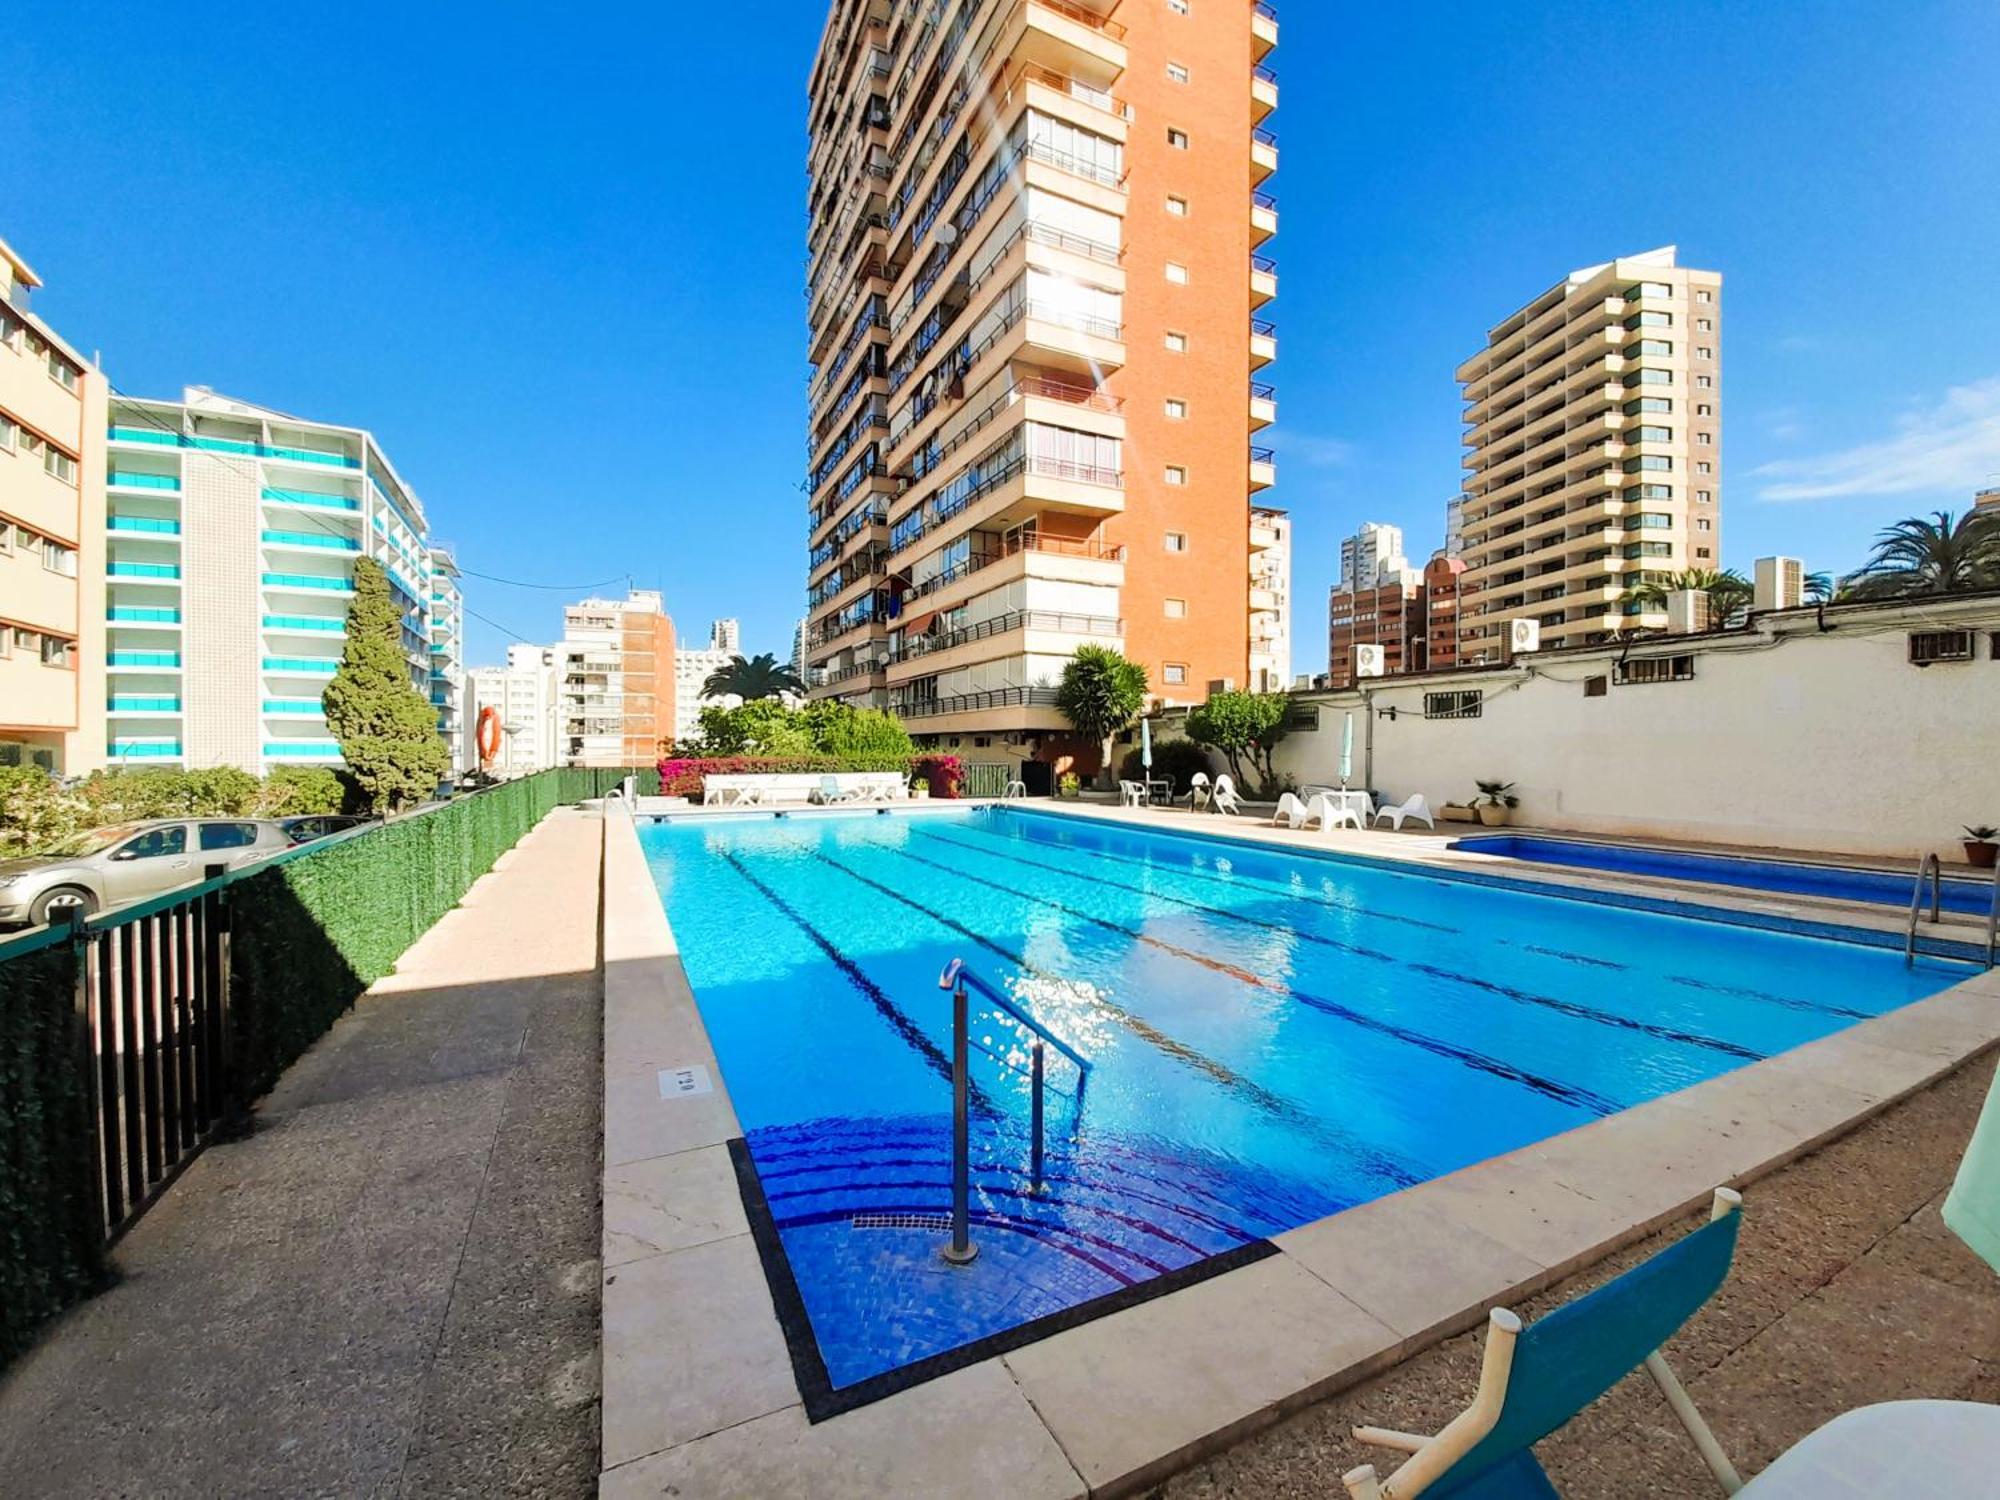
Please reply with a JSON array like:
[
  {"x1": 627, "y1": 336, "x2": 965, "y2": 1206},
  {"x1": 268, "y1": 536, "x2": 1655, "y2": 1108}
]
[
  {"x1": 1965, "y1": 840, "x2": 1999, "y2": 869},
  {"x1": 1475, "y1": 803, "x2": 1511, "y2": 827}
]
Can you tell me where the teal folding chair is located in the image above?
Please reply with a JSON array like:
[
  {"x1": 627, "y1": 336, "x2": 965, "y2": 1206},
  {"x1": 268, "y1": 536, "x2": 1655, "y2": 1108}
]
[{"x1": 1344, "y1": 1188, "x2": 1745, "y2": 1500}]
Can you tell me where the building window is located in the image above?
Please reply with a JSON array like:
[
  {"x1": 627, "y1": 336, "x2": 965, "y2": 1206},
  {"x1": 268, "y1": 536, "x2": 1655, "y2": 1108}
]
[
  {"x1": 1165, "y1": 261, "x2": 1188, "y2": 285},
  {"x1": 1165, "y1": 194, "x2": 1188, "y2": 217},
  {"x1": 1697, "y1": 432, "x2": 1713, "y2": 445},
  {"x1": 1696, "y1": 288, "x2": 1713, "y2": 303},
  {"x1": 1425, "y1": 689, "x2": 1483, "y2": 720},
  {"x1": 1697, "y1": 489, "x2": 1713, "y2": 503},
  {"x1": 0, "y1": 414, "x2": 14, "y2": 452},
  {"x1": 1696, "y1": 374, "x2": 1713, "y2": 389},
  {"x1": 1695, "y1": 547, "x2": 1712, "y2": 559},
  {"x1": 1167, "y1": 127, "x2": 1189, "y2": 150},
  {"x1": 1167, "y1": 0, "x2": 1188, "y2": 11},
  {"x1": 1165, "y1": 597, "x2": 1187, "y2": 618},
  {"x1": 1697, "y1": 461, "x2": 1713, "y2": 475},
  {"x1": 1165, "y1": 398, "x2": 1187, "y2": 419},
  {"x1": 1163, "y1": 663, "x2": 1187, "y2": 685},
  {"x1": 1908, "y1": 630, "x2": 1974, "y2": 666},
  {"x1": 1164, "y1": 465, "x2": 1187, "y2": 485},
  {"x1": 1583, "y1": 675, "x2": 1609, "y2": 698},
  {"x1": 40, "y1": 633, "x2": 73, "y2": 668},
  {"x1": 1166, "y1": 61, "x2": 1189, "y2": 83},
  {"x1": 1165, "y1": 330, "x2": 1187, "y2": 353},
  {"x1": 1696, "y1": 403, "x2": 1713, "y2": 416},
  {"x1": 1695, "y1": 318, "x2": 1713, "y2": 333},
  {"x1": 1696, "y1": 346, "x2": 1714, "y2": 360},
  {"x1": 43, "y1": 447, "x2": 75, "y2": 484},
  {"x1": 1696, "y1": 517, "x2": 1712, "y2": 532},
  {"x1": 41, "y1": 540, "x2": 75, "y2": 576},
  {"x1": 47, "y1": 352, "x2": 78, "y2": 391},
  {"x1": 1165, "y1": 530, "x2": 1188, "y2": 552},
  {"x1": 1616, "y1": 655, "x2": 1695, "y2": 685}
]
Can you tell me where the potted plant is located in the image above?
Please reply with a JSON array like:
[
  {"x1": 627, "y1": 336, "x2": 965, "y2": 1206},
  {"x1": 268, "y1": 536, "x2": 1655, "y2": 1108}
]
[
  {"x1": 910, "y1": 776, "x2": 930, "y2": 801},
  {"x1": 1474, "y1": 779, "x2": 1519, "y2": 828},
  {"x1": 1058, "y1": 772, "x2": 1082, "y2": 799},
  {"x1": 1965, "y1": 825, "x2": 1999, "y2": 869}
]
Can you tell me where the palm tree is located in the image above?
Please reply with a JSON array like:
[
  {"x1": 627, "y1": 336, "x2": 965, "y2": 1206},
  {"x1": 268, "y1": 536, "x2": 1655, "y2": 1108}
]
[
  {"x1": 1055, "y1": 645, "x2": 1148, "y2": 785},
  {"x1": 1802, "y1": 571, "x2": 1835, "y2": 606},
  {"x1": 700, "y1": 652, "x2": 806, "y2": 701},
  {"x1": 1620, "y1": 567, "x2": 1754, "y2": 627},
  {"x1": 1840, "y1": 509, "x2": 2000, "y2": 599}
]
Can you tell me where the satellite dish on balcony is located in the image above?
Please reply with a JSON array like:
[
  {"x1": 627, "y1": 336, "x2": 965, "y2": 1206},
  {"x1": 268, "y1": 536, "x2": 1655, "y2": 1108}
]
[{"x1": 935, "y1": 222, "x2": 958, "y2": 246}]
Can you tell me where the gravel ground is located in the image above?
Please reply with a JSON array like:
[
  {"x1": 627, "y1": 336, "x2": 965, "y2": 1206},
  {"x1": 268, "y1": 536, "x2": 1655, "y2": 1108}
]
[{"x1": 1160, "y1": 1051, "x2": 2000, "y2": 1499}]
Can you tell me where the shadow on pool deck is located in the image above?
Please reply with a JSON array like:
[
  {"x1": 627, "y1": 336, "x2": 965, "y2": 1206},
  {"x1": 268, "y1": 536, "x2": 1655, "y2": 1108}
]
[
  {"x1": 0, "y1": 812, "x2": 605, "y2": 1499},
  {"x1": 1161, "y1": 1050, "x2": 2000, "y2": 1499}
]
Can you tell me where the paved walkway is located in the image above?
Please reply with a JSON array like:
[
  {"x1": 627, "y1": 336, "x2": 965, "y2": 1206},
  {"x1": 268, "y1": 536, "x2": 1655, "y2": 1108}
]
[
  {"x1": 1163, "y1": 1050, "x2": 2000, "y2": 1498},
  {"x1": 0, "y1": 810, "x2": 606, "y2": 1498}
]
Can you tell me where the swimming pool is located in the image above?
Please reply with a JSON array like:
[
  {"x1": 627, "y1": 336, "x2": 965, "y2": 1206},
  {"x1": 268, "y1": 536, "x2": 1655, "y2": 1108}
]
[
  {"x1": 641, "y1": 806, "x2": 1963, "y2": 1411},
  {"x1": 1452, "y1": 833, "x2": 1993, "y2": 916}
]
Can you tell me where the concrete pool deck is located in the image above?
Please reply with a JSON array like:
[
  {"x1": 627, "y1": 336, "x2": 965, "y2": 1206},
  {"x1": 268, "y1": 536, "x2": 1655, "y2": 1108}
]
[{"x1": 596, "y1": 800, "x2": 2000, "y2": 1498}]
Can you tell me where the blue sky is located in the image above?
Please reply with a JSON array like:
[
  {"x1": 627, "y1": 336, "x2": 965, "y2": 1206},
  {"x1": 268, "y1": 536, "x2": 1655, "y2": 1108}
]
[{"x1": 10, "y1": 1, "x2": 1999, "y2": 669}]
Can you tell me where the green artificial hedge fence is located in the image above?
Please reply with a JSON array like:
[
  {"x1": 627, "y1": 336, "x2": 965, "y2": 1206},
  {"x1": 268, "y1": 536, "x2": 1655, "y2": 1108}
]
[
  {"x1": 0, "y1": 764, "x2": 652, "y2": 1367},
  {"x1": 0, "y1": 936, "x2": 104, "y2": 1368}
]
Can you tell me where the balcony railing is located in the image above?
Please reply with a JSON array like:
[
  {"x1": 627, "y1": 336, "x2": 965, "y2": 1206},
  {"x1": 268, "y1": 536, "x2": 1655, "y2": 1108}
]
[
  {"x1": 889, "y1": 608, "x2": 1122, "y2": 664},
  {"x1": 891, "y1": 685, "x2": 1064, "y2": 719}
]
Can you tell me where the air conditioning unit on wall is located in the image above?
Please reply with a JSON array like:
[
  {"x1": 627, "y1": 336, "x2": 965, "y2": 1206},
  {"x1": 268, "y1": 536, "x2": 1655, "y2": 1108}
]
[
  {"x1": 1506, "y1": 618, "x2": 1541, "y2": 657},
  {"x1": 1354, "y1": 644, "x2": 1386, "y2": 678}
]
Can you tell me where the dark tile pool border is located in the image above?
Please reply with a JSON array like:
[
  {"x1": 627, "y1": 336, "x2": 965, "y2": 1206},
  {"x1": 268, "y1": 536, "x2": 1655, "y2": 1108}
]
[
  {"x1": 998, "y1": 805, "x2": 1990, "y2": 967},
  {"x1": 726, "y1": 1136, "x2": 1280, "y2": 1424}
]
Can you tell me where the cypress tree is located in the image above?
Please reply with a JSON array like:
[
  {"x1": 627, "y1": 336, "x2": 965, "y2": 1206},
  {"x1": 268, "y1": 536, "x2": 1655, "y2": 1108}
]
[{"x1": 322, "y1": 557, "x2": 449, "y2": 812}]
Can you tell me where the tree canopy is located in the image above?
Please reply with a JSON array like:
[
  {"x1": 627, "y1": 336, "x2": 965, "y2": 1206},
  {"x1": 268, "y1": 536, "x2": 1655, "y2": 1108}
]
[
  {"x1": 1620, "y1": 567, "x2": 1753, "y2": 626},
  {"x1": 677, "y1": 698, "x2": 913, "y2": 763},
  {"x1": 322, "y1": 557, "x2": 449, "y2": 812},
  {"x1": 1185, "y1": 690, "x2": 1289, "y2": 796},
  {"x1": 700, "y1": 652, "x2": 807, "y2": 701},
  {"x1": 1840, "y1": 509, "x2": 2000, "y2": 600}
]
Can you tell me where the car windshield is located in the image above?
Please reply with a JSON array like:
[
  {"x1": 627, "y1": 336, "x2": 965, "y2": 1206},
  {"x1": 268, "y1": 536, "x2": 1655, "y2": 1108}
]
[{"x1": 40, "y1": 825, "x2": 143, "y2": 858}]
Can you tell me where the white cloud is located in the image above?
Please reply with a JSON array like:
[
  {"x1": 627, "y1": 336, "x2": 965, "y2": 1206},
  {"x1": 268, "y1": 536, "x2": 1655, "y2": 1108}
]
[
  {"x1": 1279, "y1": 434, "x2": 1358, "y2": 468},
  {"x1": 1753, "y1": 376, "x2": 2000, "y2": 501}
]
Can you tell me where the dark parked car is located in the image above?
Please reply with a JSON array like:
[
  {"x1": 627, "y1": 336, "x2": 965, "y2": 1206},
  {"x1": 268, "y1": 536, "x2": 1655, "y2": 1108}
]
[{"x1": 278, "y1": 814, "x2": 374, "y2": 845}]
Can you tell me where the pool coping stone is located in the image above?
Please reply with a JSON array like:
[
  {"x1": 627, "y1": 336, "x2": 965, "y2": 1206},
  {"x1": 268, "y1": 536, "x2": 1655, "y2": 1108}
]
[{"x1": 596, "y1": 799, "x2": 2000, "y2": 1499}]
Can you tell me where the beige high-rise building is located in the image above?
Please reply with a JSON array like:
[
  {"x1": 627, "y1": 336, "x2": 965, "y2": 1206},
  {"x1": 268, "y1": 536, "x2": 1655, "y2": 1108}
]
[
  {"x1": 557, "y1": 590, "x2": 675, "y2": 767},
  {"x1": 1456, "y1": 246, "x2": 1721, "y2": 659},
  {"x1": 0, "y1": 235, "x2": 105, "y2": 774},
  {"x1": 801, "y1": 0, "x2": 1277, "y2": 770},
  {"x1": 1247, "y1": 504, "x2": 1289, "y2": 689}
]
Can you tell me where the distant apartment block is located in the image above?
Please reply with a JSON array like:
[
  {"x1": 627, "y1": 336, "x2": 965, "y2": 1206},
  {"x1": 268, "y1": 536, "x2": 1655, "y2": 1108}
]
[
  {"x1": 1248, "y1": 504, "x2": 1290, "y2": 689},
  {"x1": 463, "y1": 643, "x2": 559, "y2": 777},
  {"x1": 557, "y1": 589, "x2": 674, "y2": 767},
  {"x1": 672, "y1": 617, "x2": 744, "y2": 744},
  {"x1": 801, "y1": 0, "x2": 1276, "y2": 763},
  {"x1": 1338, "y1": 520, "x2": 1406, "y2": 593},
  {"x1": 1327, "y1": 552, "x2": 1463, "y2": 688},
  {"x1": 0, "y1": 235, "x2": 104, "y2": 774},
  {"x1": 101, "y1": 386, "x2": 461, "y2": 774},
  {"x1": 1975, "y1": 486, "x2": 1999, "y2": 516},
  {"x1": 1457, "y1": 246, "x2": 1722, "y2": 661}
]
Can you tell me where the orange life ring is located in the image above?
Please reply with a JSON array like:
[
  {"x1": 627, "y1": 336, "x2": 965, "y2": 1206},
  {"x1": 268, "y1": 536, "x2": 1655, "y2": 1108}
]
[{"x1": 475, "y1": 705, "x2": 503, "y2": 766}]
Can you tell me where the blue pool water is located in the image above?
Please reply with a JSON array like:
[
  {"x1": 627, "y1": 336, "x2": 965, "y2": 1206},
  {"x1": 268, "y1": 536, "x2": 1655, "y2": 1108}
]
[
  {"x1": 641, "y1": 807, "x2": 1964, "y2": 1398},
  {"x1": 1452, "y1": 834, "x2": 1994, "y2": 916}
]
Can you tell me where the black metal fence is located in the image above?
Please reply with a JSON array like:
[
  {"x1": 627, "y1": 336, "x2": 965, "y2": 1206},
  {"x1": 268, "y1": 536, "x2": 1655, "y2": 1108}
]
[{"x1": 71, "y1": 875, "x2": 235, "y2": 1238}]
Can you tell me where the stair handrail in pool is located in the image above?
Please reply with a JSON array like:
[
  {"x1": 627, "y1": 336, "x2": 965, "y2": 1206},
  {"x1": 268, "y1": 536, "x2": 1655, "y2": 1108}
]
[
  {"x1": 937, "y1": 957, "x2": 1093, "y2": 1266},
  {"x1": 1906, "y1": 853, "x2": 1942, "y2": 967},
  {"x1": 1986, "y1": 859, "x2": 1997, "y2": 970}
]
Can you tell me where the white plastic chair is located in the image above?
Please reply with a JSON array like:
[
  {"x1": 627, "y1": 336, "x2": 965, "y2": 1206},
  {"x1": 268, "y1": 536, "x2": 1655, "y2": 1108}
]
[
  {"x1": 1211, "y1": 774, "x2": 1244, "y2": 816},
  {"x1": 1306, "y1": 793, "x2": 1365, "y2": 832},
  {"x1": 1373, "y1": 793, "x2": 1435, "y2": 831},
  {"x1": 1271, "y1": 791, "x2": 1309, "y2": 829},
  {"x1": 1118, "y1": 780, "x2": 1146, "y2": 807},
  {"x1": 1188, "y1": 772, "x2": 1212, "y2": 811}
]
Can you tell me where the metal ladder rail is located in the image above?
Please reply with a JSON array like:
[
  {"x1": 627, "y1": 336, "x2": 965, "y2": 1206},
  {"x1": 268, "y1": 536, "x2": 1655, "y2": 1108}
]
[
  {"x1": 1905, "y1": 853, "x2": 1942, "y2": 968},
  {"x1": 937, "y1": 957, "x2": 1093, "y2": 1265},
  {"x1": 1987, "y1": 858, "x2": 1998, "y2": 970}
]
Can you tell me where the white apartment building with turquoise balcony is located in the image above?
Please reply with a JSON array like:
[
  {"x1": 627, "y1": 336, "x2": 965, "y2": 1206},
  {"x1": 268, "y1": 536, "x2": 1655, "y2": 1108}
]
[{"x1": 102, "y1": 386, "x2": 461, "y2": 773}]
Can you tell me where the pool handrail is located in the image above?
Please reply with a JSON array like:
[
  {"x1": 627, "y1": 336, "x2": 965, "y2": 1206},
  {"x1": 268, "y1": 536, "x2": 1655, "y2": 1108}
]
[
  {"x1": 1907, "y1": 853, "x2": 1942, "y2": 967},
  {"x1": 937, "y1": 957, "x2": 1093, "y2": 1076}
]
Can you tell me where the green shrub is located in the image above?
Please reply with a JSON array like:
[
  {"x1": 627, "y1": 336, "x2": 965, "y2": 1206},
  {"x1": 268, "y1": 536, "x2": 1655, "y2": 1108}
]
[
  {"x1": 1119, "y1": 739, "x2": 1216, "y2": 795},
  {"x1": 253, "y1": 766, "x2": 353, "y2": 816},
  {"x1": 0, "y1": 768, "x2": 85, "y2": 856}
]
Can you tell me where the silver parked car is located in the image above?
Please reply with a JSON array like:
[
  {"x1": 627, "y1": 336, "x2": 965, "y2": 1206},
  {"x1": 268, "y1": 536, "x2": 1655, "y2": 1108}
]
[{"x1": 0, "y1": 817, "x2": 297, "y2": 930}]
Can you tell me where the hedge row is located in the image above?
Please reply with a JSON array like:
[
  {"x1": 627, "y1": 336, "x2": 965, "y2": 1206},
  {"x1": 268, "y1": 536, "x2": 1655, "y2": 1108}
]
[
  {"x1": 656, "y1": 754, "x2": 972, "y2": 799},
  {"x1": 0, "y1": 763, "x2": 653, "y2": 1367}
]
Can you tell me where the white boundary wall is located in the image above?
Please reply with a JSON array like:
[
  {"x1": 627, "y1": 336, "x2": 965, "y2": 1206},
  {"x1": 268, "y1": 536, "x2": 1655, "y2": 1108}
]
[{"x1": 1256, "y1": 594, "x2": 2000, "y2": 860}]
